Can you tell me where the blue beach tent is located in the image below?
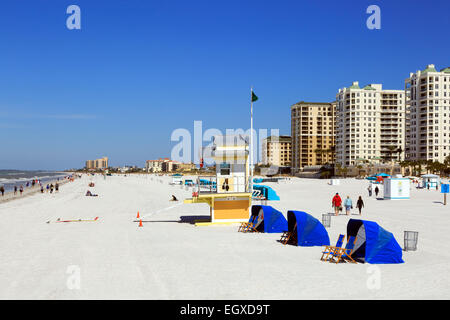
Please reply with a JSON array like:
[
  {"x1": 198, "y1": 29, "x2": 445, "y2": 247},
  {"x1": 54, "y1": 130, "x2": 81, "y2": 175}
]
[
  {"x1": 253, "y1": 185, "x2": 280, "y2": 201},
  {"x1": 346, "y1": 219, "x2": 404, "y2": 264},
  {"x1": 287, "y1": 211, "x2": 330, "y2": 246},
  {"x1": 249, "y1": 205, "x2": 288, "y2": 233}
]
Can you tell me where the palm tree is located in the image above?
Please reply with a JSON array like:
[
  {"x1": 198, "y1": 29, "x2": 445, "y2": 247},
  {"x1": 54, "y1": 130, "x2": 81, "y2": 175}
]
[
  {"x1": 356, "y1": 164, "x2": 363, "y2": 177},
  {"x1": 399, "y1": 160, "x2": 410, "y2": 176},
  {"x1": 386, "y1": 145, "x2": 397, "y2": 175}
]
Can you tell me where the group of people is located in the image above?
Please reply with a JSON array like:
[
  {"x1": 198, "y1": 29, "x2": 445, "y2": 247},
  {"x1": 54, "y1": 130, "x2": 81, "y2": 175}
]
[
  {"x1": 40, "y1": 183, "x2": 59, "y2": 194},
  {"x1": 367, "y1": 184, "x2": 380, "y2": 197},
  {"x1": 331, "y1": 193, "x2": 365, "y2": 216}
]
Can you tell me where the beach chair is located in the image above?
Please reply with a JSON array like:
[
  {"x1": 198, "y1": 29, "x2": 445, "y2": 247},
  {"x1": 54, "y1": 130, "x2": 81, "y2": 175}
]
[
  {"x1": 238, "y1": 216, "x2": 258, "y2": 233},
  {"x1": 279, "y1": 231, "x2": 292, "y2": 244},
  {"x1": 329, "y1": 236, "x2": 358, "y2": 264},
  {"x1": 320, "y1": 234, "x2": 345, "y2": 262},
  {"x1": 280, "y1": 222, "x2": 297, "y2": 245}
]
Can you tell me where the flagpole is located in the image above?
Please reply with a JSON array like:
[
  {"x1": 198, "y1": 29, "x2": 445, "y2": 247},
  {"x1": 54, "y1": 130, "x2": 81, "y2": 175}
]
[{"x1": 250, "y1": 87, "x2": 253, "y2": 193}]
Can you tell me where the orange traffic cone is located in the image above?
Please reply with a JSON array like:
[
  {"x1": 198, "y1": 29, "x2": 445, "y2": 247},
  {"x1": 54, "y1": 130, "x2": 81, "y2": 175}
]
[
  {"x1": 138, "y1": 219, "x2": 143, "y2": 227},
  {"x1": 136, "y1": 211, "x2": 140, "y2": 219}
]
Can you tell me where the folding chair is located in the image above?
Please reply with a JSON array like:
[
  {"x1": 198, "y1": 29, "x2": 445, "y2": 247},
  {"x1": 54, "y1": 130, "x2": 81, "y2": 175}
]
[
  {"x1": 329, "y1": 236, "x2": 358, "y2": 264},
  {"x1": 238, "y1": 216, "x2": 258, "y2": 233},
  {"x1": 321, "y1": 234, "x2": 345, "y2": 262},
  {"x1": 280, "y1": 222, "x2": 297, "y2": 245}
]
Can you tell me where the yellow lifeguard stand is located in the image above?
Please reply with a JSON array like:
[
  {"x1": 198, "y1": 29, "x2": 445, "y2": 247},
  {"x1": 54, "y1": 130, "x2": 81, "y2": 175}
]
[{"x1": 184, "y1": 134, "x2": 252, "y2": 225}]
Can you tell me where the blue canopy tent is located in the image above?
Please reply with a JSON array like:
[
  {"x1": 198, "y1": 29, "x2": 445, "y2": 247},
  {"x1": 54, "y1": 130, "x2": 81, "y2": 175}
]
[
  {"x1": 249, "y1": 205, "x2": 288, "y2": 233},
  {"x1": 346, "y1": 219, "x2": 404, "y2": 264},
  {"x1": 286, "y1": 211, "x2": 330, "y2": 246}
]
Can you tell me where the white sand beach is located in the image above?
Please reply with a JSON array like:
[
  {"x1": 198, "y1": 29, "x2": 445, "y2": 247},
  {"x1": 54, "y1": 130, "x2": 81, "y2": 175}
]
[{"x1": 0, "y1": 174, "x2": 449, "y2": 299}]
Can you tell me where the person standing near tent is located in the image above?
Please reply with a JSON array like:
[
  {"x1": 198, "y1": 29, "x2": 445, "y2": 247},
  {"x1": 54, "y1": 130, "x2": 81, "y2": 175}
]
[
  {"x1": 343, "y1": 196, "x2": 353, "y2": 215},
  {"x1": 367, "y1": 184, "x2": 372, "y2": 197},
  {"x1": 356, "y1": 196, "x2": 364, "y2": 215},
  {"x1": 375, "y1": 186, "x2": 379, "y2": 197},
  {"x1": 332, "y1": 193, "x2": 342, "y2": 216}
]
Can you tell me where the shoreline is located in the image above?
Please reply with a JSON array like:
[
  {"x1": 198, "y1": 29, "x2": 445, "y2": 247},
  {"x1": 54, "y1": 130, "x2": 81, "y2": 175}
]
[{"x1": 0, "y1": 176, "x2": 75, "y2": 204}]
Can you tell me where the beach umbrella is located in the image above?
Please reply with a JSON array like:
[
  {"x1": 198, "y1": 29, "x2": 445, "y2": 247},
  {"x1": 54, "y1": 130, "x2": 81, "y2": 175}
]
[{"x1": 376, "y1": 173, "x2": 390, "y2": 177}]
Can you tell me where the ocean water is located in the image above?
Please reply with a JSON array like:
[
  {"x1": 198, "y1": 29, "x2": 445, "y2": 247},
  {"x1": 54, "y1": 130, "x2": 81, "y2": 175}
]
[{"x1": 0, "y1": 170, "x2": 71, "y2": 193}]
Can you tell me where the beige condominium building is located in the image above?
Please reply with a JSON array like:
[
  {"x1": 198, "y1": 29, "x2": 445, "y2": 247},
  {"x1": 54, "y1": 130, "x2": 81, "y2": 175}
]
[
  {"x1": 85, "y1": 157, "x2": 109, "y2": 169},
  {"x1": 336, "y1": 82, "x2": 405, "y2": 167},
  {"x1": 405, "y1": 64, "x2": 450, "y2": 162},
  {"x1": 290, "y1": 101, "x2": 336, "y2": 173},
  {"x1": 262, "y1": 135, "x2": 291, "y2": 167}
]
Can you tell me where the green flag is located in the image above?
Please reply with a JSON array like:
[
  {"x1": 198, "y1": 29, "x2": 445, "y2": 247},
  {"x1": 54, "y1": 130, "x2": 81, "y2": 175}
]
[{"x1": 251, "y1": 91, "x2": 258, "y2": 102}]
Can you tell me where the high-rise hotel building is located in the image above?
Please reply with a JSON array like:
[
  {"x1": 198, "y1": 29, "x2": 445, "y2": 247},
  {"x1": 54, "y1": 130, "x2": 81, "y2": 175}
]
[
  {"x1": 85, "y1": 157, "x2": 109, "y2": 170},
  {"x1": 262, "y1": 135, "x2": 292, "y2": 167},
  {"x1": 336, "y1": 82, "x2": 405, "y2": 166},
  {"x1": 290, "y1": 101, "x2": 337, "y2": 173},
  {"x1": 405, "y1": 64, "x2": 450, "y2": 162}
]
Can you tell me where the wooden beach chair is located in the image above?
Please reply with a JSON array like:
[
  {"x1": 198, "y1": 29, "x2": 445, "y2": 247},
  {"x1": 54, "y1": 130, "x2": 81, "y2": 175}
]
[
  {"x1": 280, "y1": 222, "x2": 297, "y2": 245},
  {"x1": 238, "y1": 216, "x2": 258, "y2": 233},
  {"x1": 321, "y1": 234, "x2": 345, "y2": 262},
  {"x1": 329, "y1": 236, "x2": 358, "y2": 264},
  {"x1": 279, "y1": 231, "x2": 292, "y2": 244}
]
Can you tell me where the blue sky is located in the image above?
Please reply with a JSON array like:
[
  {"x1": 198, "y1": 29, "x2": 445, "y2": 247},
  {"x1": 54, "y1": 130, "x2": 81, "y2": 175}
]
[{"x1": 0, "y1": 0, "x2": 449, "y2": 170}]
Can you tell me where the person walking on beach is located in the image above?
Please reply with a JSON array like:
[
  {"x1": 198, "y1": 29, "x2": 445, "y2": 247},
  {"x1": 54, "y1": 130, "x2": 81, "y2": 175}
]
[
  {"x1": 55, "y1": 183, "x2": 59, "y2": 193},
  {"x1": 40, "y1": 185, "x2": 44, "y2": 193},
  {"x1": 19, "y1": 185, "x2": 23, "y2": 196},
  {"x1": 50, "y1": 184, "x2": 54, "y2": 194},
  {"x1": 14, "y1": 186, "x2": 17, "y2": 195},
  {"x1": 375, "y1": 186, "x2": 379, "y2": 197},
  {"x1": 332, "y1": 193, "x2": 342, "y2": 216},
  {"x1": 46, "y1": 184, "x2": 49, "y2": 193},
  {"x1": 356, "y1": 196, "x2": 364, "y2": 215},
  {"x1": 367, "y1": 184, "x2": 372, "y2": 197},
  {"x1": 0, "y1": 185, "x2": 4, "y2": 196},
  {"x1": 344, "y1": 196, "x2": 353, "y2": 215}
]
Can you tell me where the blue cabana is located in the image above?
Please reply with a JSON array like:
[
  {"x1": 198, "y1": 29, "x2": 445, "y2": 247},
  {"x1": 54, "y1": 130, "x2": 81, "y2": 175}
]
[
  {"x1": 249, "y1": 205, "x2": 288, "y2": 233},
  {"x1": 253, "y1": 185, "x2": 280, "y2": 200},
  {"x1": 287, "y1": 211, "x2": 330, "y2": 246},
  {"x1": 346, "y1": 219, "x2": 404, "y2": 264}
]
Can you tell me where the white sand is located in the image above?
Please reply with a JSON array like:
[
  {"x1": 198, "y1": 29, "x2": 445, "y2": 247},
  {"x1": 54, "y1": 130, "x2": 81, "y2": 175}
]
[{"x1": 0, "y1": 174, "x2": 449, "y2": 299}]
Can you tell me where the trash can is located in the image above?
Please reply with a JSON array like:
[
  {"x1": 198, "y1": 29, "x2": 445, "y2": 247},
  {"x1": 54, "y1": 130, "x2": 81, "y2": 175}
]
[
  {"x1": 404, "y1": 231, "x2": 418, "y2": 251},
  {"x1": 322, "y1": 214, "x2": 331, "y2": 228}
]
